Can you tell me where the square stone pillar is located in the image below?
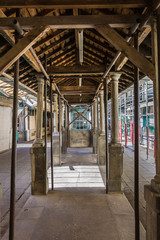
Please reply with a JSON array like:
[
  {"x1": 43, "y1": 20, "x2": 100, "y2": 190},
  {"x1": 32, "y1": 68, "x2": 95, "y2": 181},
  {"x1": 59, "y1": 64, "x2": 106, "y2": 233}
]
[
  {"x1": 109, "y1": 143, "x2": 123, "y2": 192},
  {"x1": 30, "y1": 75, "x2": 48, "y2": 195},
  {"x1": 30, "y1": 144, "x2": 48, "y2": 195},
  {"x1": 144, "y1": 185, "x2": 160, "y2": 240},
  {"x1": 109, "y1": 72, "x2": 124, "y2": 193},
  {"x1": 98, "y1": 134, "x2": 106, "y2": 165}
]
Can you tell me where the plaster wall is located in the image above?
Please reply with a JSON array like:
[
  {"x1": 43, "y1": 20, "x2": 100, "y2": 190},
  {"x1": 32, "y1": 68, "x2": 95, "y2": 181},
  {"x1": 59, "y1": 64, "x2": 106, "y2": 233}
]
[{"x1": 0, "y1": 106, "x2": 12, "y2": 152}]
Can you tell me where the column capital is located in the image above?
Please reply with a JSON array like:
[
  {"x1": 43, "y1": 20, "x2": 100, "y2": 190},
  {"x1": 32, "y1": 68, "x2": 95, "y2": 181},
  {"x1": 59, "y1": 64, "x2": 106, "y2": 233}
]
[
  {"x1": 35, "y1": 73, "x2": 44, "y2": 81},
  {"x1": 110, "y1": 72, "x2": 122, "y2": 82}
]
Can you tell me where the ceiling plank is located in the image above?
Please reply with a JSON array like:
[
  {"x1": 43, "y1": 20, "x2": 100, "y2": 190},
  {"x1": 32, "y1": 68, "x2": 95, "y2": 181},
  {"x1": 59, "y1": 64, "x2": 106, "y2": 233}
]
[
  {"x1": 96, "y1": 24, "x2": 155, "y2": 81},
  {"x1": 0, "y1": 15, "x2": 149, "y2": 30},
  {"x1": 0, "y1": 25, "x2": 50, "y2": 75},
  {"x1": 0, "y1": 0, "x2": 148, "y2": 9}
]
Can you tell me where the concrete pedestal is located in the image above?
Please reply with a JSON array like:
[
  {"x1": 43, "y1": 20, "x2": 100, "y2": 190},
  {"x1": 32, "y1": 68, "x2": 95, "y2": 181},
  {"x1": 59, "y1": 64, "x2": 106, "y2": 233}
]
[
  {"x1": 98, "y1": 134, "x2": 106, "y2": 165},
  {"x1": 62, "y1": 130, "x2": 67, "y2": 154},
  {"x1": 30, "y1": 143, "x2": 48, "y2": 195},
  {"x1": 109, "y1": 143, "x2": 124, "y2": 192},
  {"x1": 93, "y1": 130, "x2": 98, "y2": 154},
  {"x1": 144, "y1": 184, "x2": 160, "y2": 240}
]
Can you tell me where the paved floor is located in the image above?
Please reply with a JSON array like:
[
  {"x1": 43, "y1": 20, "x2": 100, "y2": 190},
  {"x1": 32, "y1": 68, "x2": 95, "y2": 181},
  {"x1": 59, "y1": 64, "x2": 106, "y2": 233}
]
[
  {"x1": 122, "y1": 141, "x2": 156, "y2": 229},
  {"x1": 0, "y1": 141, "x2": 155, "y2": 239},
  {"x1": 2, "y1": 188, "x2": 145, "y2": 240},
  {"x1": 48, "y1": 165, "x2": 105, "y2": 188}
]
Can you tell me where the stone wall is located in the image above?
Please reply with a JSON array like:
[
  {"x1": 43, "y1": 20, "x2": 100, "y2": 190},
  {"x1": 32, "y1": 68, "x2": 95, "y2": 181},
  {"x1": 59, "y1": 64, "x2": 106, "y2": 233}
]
[{"x1": 70, "y1": 130, "x2": 92, "y2": 148}]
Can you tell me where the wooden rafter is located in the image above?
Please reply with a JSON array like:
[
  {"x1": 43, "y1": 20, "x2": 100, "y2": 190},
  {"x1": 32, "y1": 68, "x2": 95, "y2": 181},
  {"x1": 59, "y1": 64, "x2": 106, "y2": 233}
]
[
  {"x1": 0, "y1": 25, "x2": 50, "y2": 75},
  {"x1": 0, "y1": 9, "x2": 41, "y2": 72},
  {"x1": 96, "y1": 24, "x2": 155, "y2": 81},
  {"x1": 115, "y1": 27, "x2": 151, "y2": 71}
]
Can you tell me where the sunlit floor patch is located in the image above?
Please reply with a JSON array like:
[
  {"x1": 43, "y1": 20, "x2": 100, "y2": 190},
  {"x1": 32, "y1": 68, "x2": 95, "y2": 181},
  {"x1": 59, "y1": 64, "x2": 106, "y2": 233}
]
[{"x1": 48, "y1": 165, "x2": 105, "y2": 188}]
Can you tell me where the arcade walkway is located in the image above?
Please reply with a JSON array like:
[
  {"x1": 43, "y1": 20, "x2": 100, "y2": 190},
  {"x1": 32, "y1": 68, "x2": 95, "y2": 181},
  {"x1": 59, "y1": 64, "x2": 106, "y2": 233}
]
[{"x1": 0, "y1": 145, "x2": 155, "y2": 239}]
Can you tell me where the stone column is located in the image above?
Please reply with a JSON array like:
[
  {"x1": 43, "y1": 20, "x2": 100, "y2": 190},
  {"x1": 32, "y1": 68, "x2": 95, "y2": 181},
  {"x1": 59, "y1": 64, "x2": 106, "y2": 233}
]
[
  {"x1": 144, "y1": 16, "x2": 160, "y2": 240},
  {"x1": 52, "y1": 93, "x2": 60, "y2": 165},
  {"x1": 98, "y1": 90, "x2": 106, "y2": 165},
  {"x1": 62, "y1": 102, "x2": 67, "y2": 154},
  {"x1": 93, "y1": 97, "x2": 98, "y2": 154},
  {"x1": 53, "y1": 93, "x2": 58, "y2": 134},
  {"x1": 30, "y1": 74, "x2": 48, "y2": 195},
  {"x1": 108, "y1": 72, "x2": 124, "y2": 192},
  {"x1": 24, "y1": 107, "x2": 29, "y2": 141},
  {"x1": 61, "y1": 99, "x2": 64, "y2": 130},
  {"x1": 35, "y1": 77, "x2": 44, "y2": 145},
  {"x1": 99, "y1": 90, "x2": 105, "y2": 134}
]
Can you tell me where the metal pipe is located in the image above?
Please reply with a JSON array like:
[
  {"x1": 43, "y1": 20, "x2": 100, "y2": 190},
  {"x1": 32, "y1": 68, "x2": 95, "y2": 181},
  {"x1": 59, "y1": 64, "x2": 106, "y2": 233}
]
[
  {"x1": 44, "y1": 54, "x2": 48, "y2": 170},
  {"x1": 9, "y1": 9, "x2": 20, "y2": 240},
  {"x1": 97, "y1": 94, "x2": 99, "y2": 161},
  {"x1": 50, "y1": 78, "x2": 54, "y2": 190},
  {"x1": 134, "y1": 31, "x2": 140, "y2": 240},
  {"x1": 12, "y1": 19, "x2": 24, "y2": 36},
  {"x1": 104, "y1": 78, "x2": 108, "y2": 193},
  {"x1": 146, "y1": 82, "x2": 149, "y2": 159},
  {"x1": 58, "y1": 94, "x2": 61, "y2": 165}
]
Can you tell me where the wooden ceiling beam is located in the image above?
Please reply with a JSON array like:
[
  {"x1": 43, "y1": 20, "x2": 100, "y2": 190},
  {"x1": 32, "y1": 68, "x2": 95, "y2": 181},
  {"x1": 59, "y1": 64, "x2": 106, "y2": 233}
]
[
  {"x1": 48, "y1": 65, "x2": 105, "y2": 75},
  {"x1": 0, "y1": 25, "x2": 50, "y2": 75},
  {"x1": 96, "y1": 24, "x2": 155, "y2": 81},
  {"x1": 0, "y1": 1, "x2": 148, "y2": 8},
  {"x1": 59, "y1": 85, "x2": 97, "y2": 91},
  {"x1": 0, "y1": 15, "x2": 150, "y2": 30}
]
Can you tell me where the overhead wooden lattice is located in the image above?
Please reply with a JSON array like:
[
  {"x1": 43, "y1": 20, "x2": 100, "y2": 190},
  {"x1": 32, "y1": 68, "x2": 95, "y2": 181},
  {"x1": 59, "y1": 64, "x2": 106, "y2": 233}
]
[{"x1": 0, "y1": 2, "x2": 154, "y2": 103}]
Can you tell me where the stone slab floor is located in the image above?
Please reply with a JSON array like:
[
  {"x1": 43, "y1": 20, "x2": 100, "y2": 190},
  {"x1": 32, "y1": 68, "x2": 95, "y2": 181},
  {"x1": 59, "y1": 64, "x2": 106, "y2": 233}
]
[{"x1": 2, "y1": 188, "x2": 145, "y2": 240}]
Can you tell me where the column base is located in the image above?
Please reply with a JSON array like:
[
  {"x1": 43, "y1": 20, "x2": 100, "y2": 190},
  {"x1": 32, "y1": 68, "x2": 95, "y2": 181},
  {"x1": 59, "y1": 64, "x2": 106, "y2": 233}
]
[
  {"x1": 108, "y1": 142, "x2": 124, "y2": 193},
  {"x1": 144, "y1": 184, "x2": 160, "y2": 240},
  {"x1": 98, "y1": 134, "x2": 106, "y2": 165},
  {"x1": 30, "y1": 143, "x2": 48, "y2": 195},
  {"x1": 93, "y1": 130, "x2": 98, "y2": 154}
]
